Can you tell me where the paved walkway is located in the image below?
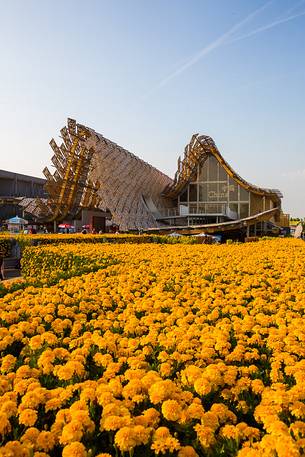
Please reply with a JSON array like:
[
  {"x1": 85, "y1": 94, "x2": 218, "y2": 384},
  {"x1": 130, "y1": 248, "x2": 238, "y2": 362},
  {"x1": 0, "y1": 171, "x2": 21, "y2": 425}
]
[
  {"x1": 3, "y1": 275, "x2": 22, "y2": 283},
  {"x1": 2, "y1": 257, "x2": 21, "y2": 281}
]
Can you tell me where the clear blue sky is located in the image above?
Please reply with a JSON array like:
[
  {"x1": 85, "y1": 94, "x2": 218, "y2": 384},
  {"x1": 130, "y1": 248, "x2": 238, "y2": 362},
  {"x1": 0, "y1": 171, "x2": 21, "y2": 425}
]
[{"x1": 1, "y1": 0, "x2": 305, "y2": 216}]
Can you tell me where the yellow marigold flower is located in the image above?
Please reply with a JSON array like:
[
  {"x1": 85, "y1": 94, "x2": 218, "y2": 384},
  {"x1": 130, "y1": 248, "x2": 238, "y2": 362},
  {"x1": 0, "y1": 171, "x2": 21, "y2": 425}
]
[
  {"x1": 0, "y1": 440, "x2": 33, "y2": 457},
  {"x1": 151, "y1": 426, "x2": 180, "y2": 454},
  {"x1": 201, "y1": 412, "x2": 219, "y2": 431},
  {"x1": 237, "y1": 448, "x2": 263, "y2": 457},
  {"x1": 245, "y1": 426, "x2": 260, "y2": 441},
  {"x1": 130, "y1": 425, "x2": 151, "y2": 447},
  {"x1": 0, "y1": 412, "x2": 11, "y2": 437},
  {"x1": 19, "y1": 408, "x2": 37, "y2": 427},
  {"x1": 134, "y1": 408, "x2": 160, "y2": 427},
  {"x1": 149, "y1": 380, "x2": 176, "y2": 404},
  {"x1": 55, "y1": 365, "x2": 74, "y2": 381},
  {"x1": 60, "y1": 420, "x2": 83, "y2": 445},
  {"x1": 290, "y1": 401, "x2": 305, "y2": 419},
  {"x1": 194, "y1": 378, "x2": 211, "y2": 396},
  {"x1": 108, "y1": 378, "x2": 123, "y2": 397},
  {"x1": 194, "y1": 424, "x2": 216, "y2": 449},
  {"x1": 266, "y1": 420, "x2": 290, "y2": 436},
  {"x1": 101, "y1": 415, "x2": 131, "y2": 431},
  {"x1": 159, "y1": 362, "x2": 172, "y2": 377},
  {"x1": 36, "y1": 431, "x2": 56, "y2": 452},
  {"x1": 1, "y1": 400, "x2": 17, "y2": 418},
  {"x1": 45, "y1": 397, "x2": 63, "y2": 412},
  {"x1": 141, "y1": 371, "x2": 162, "y2": 391},
  {"x1": 274, "y1": 434, "x2": 300, "y2": 457},
  {"x1": 251, "y1": 379, "x2": 265, "y2": 395},
  {"x1": 21, "y1": 427, "x2": 40, "y2": 445},
  {"x1": 62, "y1": 441, "x2": 87, "y2": 457},
  {"x1": 29, "y1": 335, "x2": 43, "y2": 351},
  {"x1": 42, "y1": 331, "x2": 58, "y2": 345},
  {"x1": 185, "y1": 403, "x2": 203, "y2": 421},
  {"x1": 290, "y1": 421, "x2": 305, "y2": 438},
  {"x1": 70, "y1": 409, "x2": 95, "y2": 433},
  {"x1": 178, "y1": 446, "x2": 199, "y2": 457},
  {"x1": 114, "y1": 426, "x2": 138, "y2": 452},
  {"x1": 152, "y1": 427, "x2": 170, "y2": 440},
  {"x1": 97, "y1": 392, "x2": 114, "y2": 407},
  {"x1": 181, "y1": 365, "x2": 203, "y2": 385},
  {"x1": 79, "y1": 387, "x2": 96, "y2": 403},
  {"x1": 122, "y1": 379, "x2": 144, "y2": 400},
  {"x1": 220, "y1": 424, "x2": 240, "y2": 441},
  {"x1": 1, "y1": 355, "x2": 16, "y2": 373},
  {"x1": 19, "y1": 387, "x2": 47, "y2": 411},
  {"x1": 162, "y1": 399, "x2": 183, "y2": 422}
]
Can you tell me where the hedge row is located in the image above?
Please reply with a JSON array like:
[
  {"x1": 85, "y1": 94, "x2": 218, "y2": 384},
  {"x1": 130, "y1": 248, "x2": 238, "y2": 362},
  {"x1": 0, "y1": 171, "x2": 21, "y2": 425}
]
[
  {"x1": 0, "y1": 238, "x2": 11, "y2": 257},
  {"x1": 0, "y1": 233, "x2": 198, "y2": 253}
]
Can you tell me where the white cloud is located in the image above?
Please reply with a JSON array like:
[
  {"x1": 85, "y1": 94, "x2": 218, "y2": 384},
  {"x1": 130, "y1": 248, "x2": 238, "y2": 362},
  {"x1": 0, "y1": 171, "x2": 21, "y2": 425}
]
[{"x1": 282, "y1": 169, "x2": 305, "y2": 178}]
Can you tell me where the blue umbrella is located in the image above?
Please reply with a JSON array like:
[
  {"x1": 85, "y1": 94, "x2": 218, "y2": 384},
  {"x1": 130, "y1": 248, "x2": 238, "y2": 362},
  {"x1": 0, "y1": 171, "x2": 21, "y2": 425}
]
[{"x1": 6, "y1": 216, "x2": 28, "y2": 224}]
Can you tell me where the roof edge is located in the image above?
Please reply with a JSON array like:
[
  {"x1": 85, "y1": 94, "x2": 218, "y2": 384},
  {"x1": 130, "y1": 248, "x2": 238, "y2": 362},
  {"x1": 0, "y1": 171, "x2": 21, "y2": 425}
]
[{"x1": 162, "y1": 134, "x2": 282, "y2": 201}]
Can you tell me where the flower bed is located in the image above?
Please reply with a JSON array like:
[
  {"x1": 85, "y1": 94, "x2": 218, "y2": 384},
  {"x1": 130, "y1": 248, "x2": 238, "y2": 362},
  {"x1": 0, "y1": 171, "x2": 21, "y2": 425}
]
[
  {"x1": 21, "y1": 244, "x2": 120, "y2": 285},
  {"x1": 0, "y1": 239, "x2": 305, "y2": 456}
]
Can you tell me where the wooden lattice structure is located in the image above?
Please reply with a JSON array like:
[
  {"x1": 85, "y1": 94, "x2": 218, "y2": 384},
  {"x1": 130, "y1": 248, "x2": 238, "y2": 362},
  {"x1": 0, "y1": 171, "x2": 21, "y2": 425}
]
[
  {"x1": 39, "y1": 118, "x2": 284, "y2": 232},
  {"x1": 43, "y1": 120, "x2": 101, "y2": 221},
  {"x1": 42, "y1": 118, "x2": 173, "y2": 229}
]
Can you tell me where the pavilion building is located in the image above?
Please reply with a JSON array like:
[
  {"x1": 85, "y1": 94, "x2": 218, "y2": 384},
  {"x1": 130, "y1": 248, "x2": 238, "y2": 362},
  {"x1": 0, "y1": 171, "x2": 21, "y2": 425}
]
[{"x1": 30, "y1": 118, "x2": 287, "y2": 237}]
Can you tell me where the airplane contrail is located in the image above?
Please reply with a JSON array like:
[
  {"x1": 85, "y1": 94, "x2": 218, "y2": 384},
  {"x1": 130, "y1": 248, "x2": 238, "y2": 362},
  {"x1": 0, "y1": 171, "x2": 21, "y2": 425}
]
[
  {"x1": 142, "y1": 1, "x2": 273, "y2": 96},
  {"x1": 230, "y1": 8, "x2": 305, "y2": 43},
  {"x1": 142, "y1": 0, "x2": 305, "y2": 98},
  {"x1": 277, "y1": 0, "x2": 305, "y2": 19}
]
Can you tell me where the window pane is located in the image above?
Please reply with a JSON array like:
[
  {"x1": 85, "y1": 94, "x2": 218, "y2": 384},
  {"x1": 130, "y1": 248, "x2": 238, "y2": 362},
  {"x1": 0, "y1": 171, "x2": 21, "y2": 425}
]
[
  {"x1": 229, "y1": 203, "x2": 238, "y2": 213},
  {"x1": 189, "y1": 184, "x2": 197, "y2": 202},
  {"x1": 217, "y1": 183, "x2": 228, "y2": 201},
  {"x1": 207, "y1": 183, "x2": 218, "y2": 201},
  {"x1": 179, "y1": 189, "x2": 188, "y2": 202},
  {"x1": 219, "y1": 164, "x2": 227, "y2": 181},
  {"x1": 189, "y1": 203, "x2": 197, "y2": 214},
  {"x1": 199, "y1": 159, "x2": 208, "y2": 181},
  {"x1": 228, "y1": 178, "x2": 238, "y2": 200},
  {"x1": 198, "y1": 183, "x2": 207, "y2": 201},
  {"x1": 206, "y1": 203, "x2": 219, "y2": 213},
  {"x1": 208, "y1": 156, "x2": 218, "y2": 181},
  {"x1": 239, "y1": 185, "x2": 249, "y2": 201},
  {"x1": 240, "y1": 203, "x2": 249, "y2": 218}
]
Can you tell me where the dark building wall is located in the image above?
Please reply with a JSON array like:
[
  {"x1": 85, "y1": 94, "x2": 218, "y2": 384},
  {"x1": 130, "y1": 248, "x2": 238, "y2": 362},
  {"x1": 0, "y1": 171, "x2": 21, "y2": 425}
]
[
  {"x1": 0, "y1": 170, "x2": 47, "y2": 222},
  {"x1": 0, "y1": 170, "x2": 46, "y2": 198},
  {"x1": 0, "y1": 205, "x2": 24, "y2": 220}
]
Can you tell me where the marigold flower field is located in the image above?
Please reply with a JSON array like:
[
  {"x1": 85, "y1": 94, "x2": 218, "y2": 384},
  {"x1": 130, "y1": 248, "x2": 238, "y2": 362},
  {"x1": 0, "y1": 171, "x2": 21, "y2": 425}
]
[{"x1": 0, "y1": 238, "x2": 305, "y2": 456}]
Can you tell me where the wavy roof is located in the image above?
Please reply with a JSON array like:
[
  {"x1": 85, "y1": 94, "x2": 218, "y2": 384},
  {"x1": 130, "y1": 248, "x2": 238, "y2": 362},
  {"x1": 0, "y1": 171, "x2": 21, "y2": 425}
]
[{"x1": 162, "y1": 134, "x2": 282, "y2": 202}]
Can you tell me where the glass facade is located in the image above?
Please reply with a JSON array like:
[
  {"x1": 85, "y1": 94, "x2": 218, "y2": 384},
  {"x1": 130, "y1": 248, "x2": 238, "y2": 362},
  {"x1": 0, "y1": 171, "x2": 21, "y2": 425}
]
[{"x1": 177, "y1": 155, "x2": 250, "y2": 220}]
